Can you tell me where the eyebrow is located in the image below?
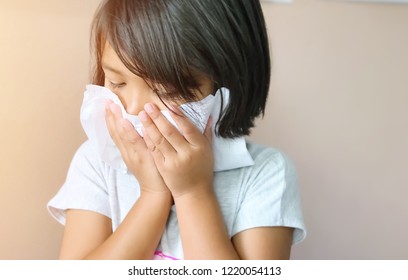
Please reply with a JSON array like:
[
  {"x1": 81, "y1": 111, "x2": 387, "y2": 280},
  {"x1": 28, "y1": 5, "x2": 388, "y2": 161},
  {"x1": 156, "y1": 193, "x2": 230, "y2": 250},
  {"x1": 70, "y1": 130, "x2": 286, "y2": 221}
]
[{"x1": 102, "y1": 63, "x2": 125, "y2": 76}]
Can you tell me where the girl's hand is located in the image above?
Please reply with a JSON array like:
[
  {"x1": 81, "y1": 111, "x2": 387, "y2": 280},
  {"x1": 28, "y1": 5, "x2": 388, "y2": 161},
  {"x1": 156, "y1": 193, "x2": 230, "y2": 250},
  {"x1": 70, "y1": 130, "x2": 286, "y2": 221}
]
[
  {"x1": 139, "y1": 103, "x2": 214, "y2": 198},
  {"x1": 105, "y1": 100, "x2": 170, "y2": 196}
]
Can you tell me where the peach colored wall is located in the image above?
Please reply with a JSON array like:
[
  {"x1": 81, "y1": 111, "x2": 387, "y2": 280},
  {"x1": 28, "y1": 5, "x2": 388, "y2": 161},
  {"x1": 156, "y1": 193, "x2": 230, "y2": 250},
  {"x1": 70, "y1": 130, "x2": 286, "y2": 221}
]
[
  {"x1": 0, "y1": 0, "x2": 407, "y2": 259},
  {"x1": 0, "y1": 0, "x2": 99, "y2": 259},
  {"x1": 252, "y1": 1, "x2": 408, "y2": 259}
]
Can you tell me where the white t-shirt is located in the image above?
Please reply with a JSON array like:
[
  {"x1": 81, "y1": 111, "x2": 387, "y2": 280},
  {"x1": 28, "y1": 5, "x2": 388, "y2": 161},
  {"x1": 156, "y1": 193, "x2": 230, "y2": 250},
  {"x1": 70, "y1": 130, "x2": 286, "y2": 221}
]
[{"x1": 48, "y1": 140, "x2": 306, "y2": 259}]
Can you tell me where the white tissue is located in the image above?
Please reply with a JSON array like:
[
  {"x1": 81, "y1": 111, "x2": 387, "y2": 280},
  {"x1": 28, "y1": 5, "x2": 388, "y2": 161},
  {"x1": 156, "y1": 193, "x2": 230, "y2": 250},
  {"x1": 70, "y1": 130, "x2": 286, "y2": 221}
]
[{"x1": 80, "y1": 85, "x2": 254, "y2": 172}]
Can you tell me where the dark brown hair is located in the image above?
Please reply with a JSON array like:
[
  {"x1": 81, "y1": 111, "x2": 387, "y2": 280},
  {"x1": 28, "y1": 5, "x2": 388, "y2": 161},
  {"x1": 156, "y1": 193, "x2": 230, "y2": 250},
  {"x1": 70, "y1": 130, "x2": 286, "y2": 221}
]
[{"x1": 91, "y1": 0, "x2": 270, "y2": 138}]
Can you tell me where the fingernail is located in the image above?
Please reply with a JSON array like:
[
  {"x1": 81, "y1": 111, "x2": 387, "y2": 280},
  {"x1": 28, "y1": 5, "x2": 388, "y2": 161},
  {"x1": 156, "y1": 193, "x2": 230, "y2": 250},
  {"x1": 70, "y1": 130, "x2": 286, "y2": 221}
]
[
  {"x1": 139, "y1": 111, "x2": 148, "y2": 121},
  {"x1": 145, "y1": 103, "x2": 154, "y2": 113}
]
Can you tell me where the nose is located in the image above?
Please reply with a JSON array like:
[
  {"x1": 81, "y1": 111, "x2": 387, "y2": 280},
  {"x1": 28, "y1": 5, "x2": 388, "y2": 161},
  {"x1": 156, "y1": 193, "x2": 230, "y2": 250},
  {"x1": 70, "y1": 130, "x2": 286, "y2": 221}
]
[
  {"x1": 121, "y1": 90, "x2": 152, "y2": 116},
  {"x1": 119, "y1": 83, "x2": 164, "y2": 116}
]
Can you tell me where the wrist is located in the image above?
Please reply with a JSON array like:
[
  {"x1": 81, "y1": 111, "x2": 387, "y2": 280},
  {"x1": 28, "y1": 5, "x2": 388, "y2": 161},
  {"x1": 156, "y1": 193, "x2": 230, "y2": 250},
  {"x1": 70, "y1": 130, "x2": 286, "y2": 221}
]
[
  {"x1": 173, "y1": 186, "x2": 215, "y2": 204},
  {"x1": 140, "y1": 190, "x2": 174, "y2": 207}
]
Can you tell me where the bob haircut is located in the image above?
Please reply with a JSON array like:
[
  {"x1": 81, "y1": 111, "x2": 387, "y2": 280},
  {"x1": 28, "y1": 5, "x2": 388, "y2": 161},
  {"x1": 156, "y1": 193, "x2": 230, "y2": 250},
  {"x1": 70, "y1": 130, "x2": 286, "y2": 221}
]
[{"x1": 91, "y1": 0, "x2": 270, "y2": 138}]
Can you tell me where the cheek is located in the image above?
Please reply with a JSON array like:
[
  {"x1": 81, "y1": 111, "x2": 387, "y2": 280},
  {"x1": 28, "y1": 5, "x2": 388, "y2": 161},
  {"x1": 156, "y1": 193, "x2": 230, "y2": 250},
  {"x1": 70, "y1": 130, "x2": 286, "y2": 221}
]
[{"x1": 121, "y1": 88, "x2": 170, "y2": 115}]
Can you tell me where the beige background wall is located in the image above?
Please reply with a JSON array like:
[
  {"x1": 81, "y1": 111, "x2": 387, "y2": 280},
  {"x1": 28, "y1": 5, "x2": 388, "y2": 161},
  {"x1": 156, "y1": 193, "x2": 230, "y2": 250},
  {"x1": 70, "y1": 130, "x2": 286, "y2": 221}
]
[
  {"x1": 0, "y1": 0, "x2": 407, "y2": 259},
  {"x1": 256, "y1": 1, "x2": 408, "y2": 259}
]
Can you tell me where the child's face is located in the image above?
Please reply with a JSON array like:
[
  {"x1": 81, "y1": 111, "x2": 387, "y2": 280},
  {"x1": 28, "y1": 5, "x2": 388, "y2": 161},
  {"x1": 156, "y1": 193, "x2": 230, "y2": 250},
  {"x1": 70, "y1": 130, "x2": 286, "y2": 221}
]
[{"x1": 101, "y1": 42, "x2": 213, "y2": 115}]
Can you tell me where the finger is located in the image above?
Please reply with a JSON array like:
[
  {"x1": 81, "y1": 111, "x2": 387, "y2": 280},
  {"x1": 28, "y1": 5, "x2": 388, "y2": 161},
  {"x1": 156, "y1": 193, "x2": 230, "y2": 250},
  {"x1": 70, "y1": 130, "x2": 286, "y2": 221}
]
[
  {"x1": 119, "y1": 118, "x2": 145, "y2": 147},
  {"x1": 105, "y1": 101, "x2": 126, "y2": 151},
  {"x1": 105, "y1": 101, "x2": 145, "y2": 157},
  {"x1": 109, "y1": 102, "x2": 123, "y2": 119},
  {"x1": 142, "y1": 126, "x2": 165, "y2": 163},
  {"x1": 139, "y1": 107, "x2": 178, "y2": 156},
  {"x1": 144, "y1": 103, "x2": 189, "y2": 152},
  {"x1": 169, "y1": 105, "x2": 204, "y2": 146}
]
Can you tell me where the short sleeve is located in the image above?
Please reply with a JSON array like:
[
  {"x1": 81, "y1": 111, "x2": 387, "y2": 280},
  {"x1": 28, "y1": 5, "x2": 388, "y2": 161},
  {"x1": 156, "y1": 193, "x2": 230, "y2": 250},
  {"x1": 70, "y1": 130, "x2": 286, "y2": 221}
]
[
  {"x1": 232, "y1": 147, "x2": 306, "y2": 244},
  {"x1": 47, "y1": 141, "x2": 111, "y2": 225}
]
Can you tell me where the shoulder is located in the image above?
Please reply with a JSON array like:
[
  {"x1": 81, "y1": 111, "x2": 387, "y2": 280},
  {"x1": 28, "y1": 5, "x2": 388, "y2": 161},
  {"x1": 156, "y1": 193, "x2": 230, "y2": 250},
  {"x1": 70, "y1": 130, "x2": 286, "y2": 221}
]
[
  {"x1": 71, "y1": 140, "x2": 99, "y2": 162},
  {"x1": 215, "y1": 140, "x2": 296, "y2": 189},
  {"x1": 247, "y1": 141, "x2": 290, "y2": 164},
  {"x1": 231, "y1": 140, "x2": 306, "y2": 244},
  {"x1": 58, "y1": 139, "x2": 112, "y2": 198},
  {"x1": 47, "y1": 141, "x2": 112, "y2": 225},
  {"x1": 245, "y1": 140, "x2": 297, "y2": 182},
  {"x1": 67, "y1": 140, "x2": 106, "y2": 172}
]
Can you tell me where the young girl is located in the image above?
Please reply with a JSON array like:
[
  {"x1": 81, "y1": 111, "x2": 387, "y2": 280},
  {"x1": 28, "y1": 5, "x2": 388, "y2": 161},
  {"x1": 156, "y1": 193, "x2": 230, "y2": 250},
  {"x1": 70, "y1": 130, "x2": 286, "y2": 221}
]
[{"x1": 48, "y1": 0, "x2": 306, "y2": 260}]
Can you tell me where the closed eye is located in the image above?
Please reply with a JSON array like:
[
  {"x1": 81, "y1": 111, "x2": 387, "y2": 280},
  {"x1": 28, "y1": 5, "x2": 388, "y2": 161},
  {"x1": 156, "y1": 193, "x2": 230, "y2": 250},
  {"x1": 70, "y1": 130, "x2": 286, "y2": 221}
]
[{"x1": 108, "y1": 81, "x2": 126, "y2": 89}]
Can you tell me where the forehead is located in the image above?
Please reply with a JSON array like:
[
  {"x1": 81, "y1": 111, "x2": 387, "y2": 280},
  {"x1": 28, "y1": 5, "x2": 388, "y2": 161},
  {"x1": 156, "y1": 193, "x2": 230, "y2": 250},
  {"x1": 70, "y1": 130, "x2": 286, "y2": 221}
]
[{"x1": 101, "y1": 42, "x2": 134, "y2": 77}]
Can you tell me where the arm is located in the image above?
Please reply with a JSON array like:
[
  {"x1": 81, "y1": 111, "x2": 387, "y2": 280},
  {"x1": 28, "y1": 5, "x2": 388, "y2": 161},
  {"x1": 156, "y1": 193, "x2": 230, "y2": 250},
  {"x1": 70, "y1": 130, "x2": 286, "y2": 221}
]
[
  {"x1": 59, "y1": 101, "x2": 173, "y2": 259},
  {"x1": 232, "y1": 227, "x2": 294, "y2": 259},
  {"x1": 140, "y1": 104, "x2": 294, "y2": 259},
  {"x1": 174, "y1": 191, "x2": 293, "y2": 259},
  {"x1": 140, "y1": 104, "x2": 237, "y2": 259},
  {"x1": 60, "y1": 192, "x2": 172, "y2": 260},
  {"x1": 174, "y1": 190, "x2": 239, "y2": 259}
]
